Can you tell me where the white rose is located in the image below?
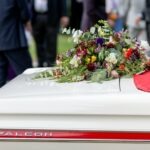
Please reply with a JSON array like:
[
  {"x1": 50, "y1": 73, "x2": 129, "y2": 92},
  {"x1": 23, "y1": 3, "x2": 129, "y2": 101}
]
[{"x1": 105, "y1": 53, "x2": 118, "y2": 64}]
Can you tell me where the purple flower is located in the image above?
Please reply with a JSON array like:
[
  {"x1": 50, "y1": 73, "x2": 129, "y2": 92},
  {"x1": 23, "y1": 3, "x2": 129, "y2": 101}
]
[
  {"x1": 66, "y1": 50, "x2": 72, "y2": 57},
  {"x1": 135, "y1": 41, "x2": 140, "y2": 48},
  {"x1": 96, "y1": 38, "x2": 104, "y2": 46},
  {"x1": 66, "y1": 49, "x2": 75, "y2": 57}
]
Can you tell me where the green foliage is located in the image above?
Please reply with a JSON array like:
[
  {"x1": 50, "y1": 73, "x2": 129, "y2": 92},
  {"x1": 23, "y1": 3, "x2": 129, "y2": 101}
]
[{"x1": 90, "y1": 69, "x2": 107, "y2": 82}]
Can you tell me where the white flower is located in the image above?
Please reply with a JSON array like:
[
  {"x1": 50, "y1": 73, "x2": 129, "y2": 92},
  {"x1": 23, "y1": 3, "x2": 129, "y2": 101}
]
[
  {"x1": 109, "y1": 36, "x2": 116, "y2": 43},
  {"x1": 140, "y1": 41, "x2": 150, "y2": 57},
  {"x1": 62, "y1": 28, "x2": 71, "y2": 34},
  {"x1": 140, "y1": 40, "x2": 150, "y2": 51},
  {"x1": 62, "y1": 28, "x2": 67, "y2": 34},
  {"x1": 72, "y1": 28, "x2": 75, "y2": 34},
  {"x1": 98, "y1": 27, "x2": 101, "y2": 33},
  {"x1": 66, "y1": 28, "x2": 71, "y2": 34},
  {"x1": 72, "y1": 30, "x2": 83, "y2": 43},
  {"x1": 90, "y1": 27, "x2": 96, "y2": 34},
  {"x1": 70, "y1": 55, "x2": 80, "y2": 68},
  {"x1": 105, "y1": 53, "x2": 118, "y2": 64}
]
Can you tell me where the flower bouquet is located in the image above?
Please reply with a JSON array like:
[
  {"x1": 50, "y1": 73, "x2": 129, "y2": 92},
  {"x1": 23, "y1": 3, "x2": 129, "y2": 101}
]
[{"x1": 35, "y1": 20, "x2": 150, "y2": 83}]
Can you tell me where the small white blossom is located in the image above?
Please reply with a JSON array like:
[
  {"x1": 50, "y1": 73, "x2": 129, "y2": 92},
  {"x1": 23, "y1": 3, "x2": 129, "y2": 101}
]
[
  {"x1": 62, "y1": 28, "x2": 71, "y2": 35},
  {"x1": 70, "y1": 55, "x2": 80, "y2": 68},
  {"x1": 140, "y1": 40, "x2": 150, "y2": 51},
  {"x1": 98, "y1": 27, "x2": 101, "y2": 32},
  {"x1": 105, "y1": 53, "x2": 118, "y2": 64},
  {"x1": 72, "y1": 30, "x2": 83, "y2": 43},
  {"x1": 109, "y1": 36, "x2": 116, "y2": 44},
  {"x1": 72, "y1": 28, "x2": 75, "y2": 34},
  {"x1": 66, "y1": 28, "x2": 71, "y2": 34},
  {"x1": 90, "y1": 27, "x2": 96, "y2": 34},
  {"x1": 62, "y1": 28, "x2": 67, "y2": 34}
]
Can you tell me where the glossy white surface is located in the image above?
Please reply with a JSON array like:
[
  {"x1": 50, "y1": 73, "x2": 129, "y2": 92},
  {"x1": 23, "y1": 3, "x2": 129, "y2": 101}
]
[{"x1": 0, "y1": 68, "x2": 150, "y2": 131}]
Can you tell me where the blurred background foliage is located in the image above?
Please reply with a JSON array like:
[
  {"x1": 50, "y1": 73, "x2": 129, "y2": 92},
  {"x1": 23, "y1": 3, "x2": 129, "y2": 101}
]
[
  {"x1": 28, "y1": 0, "x2": 78, "y2": 66},
  {"x1": 29, "y1": 34, "x2": 73, "y2": 65}
]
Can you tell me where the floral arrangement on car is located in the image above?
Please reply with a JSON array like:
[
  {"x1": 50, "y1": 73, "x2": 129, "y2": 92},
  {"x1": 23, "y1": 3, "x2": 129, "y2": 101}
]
[{"x1": 35, "y1": 20, "x2": 150, "y2": 83}]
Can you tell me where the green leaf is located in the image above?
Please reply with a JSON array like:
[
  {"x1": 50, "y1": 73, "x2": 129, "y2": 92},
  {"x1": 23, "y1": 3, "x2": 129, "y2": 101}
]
[{"x1": 90, "y1": 69, "x2": 107, "y2": 82}]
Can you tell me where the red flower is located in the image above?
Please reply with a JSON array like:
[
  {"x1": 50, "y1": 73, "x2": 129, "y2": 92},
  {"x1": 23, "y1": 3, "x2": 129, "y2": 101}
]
[
  {"x1": 133, "y1": 49, "x2": 140, "y2": 59},
  {"x1": 87, "y1": 63, "x2": 96, "y2": 71},
  {"x1": 124, "y1": 48, "x2": 133, "y2": 59},
  {"x1": 106, "y1": 42, "x2": 115, "y2": 48},
  {"x1": 119, "y1": 64, "x2": 125, "y2": 71}
]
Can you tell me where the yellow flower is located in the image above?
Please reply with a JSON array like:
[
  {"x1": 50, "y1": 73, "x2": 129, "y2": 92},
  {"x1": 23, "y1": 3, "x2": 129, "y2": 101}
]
[
  {"x1": 86, "y1": 57, "x2": 91, "y2": 64},
  {"x1": 91, "y1": 55, "x2": 97, "y2": 63},
  {"x1": 122, "y1": 48, "x2": 127, "y2": 52},
  {"x1": 98, "y1": 30, "x2": 105, "y2": 37}
]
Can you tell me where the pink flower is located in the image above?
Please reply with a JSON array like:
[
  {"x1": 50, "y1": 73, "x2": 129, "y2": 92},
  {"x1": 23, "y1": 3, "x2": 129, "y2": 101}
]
[
  {"x1": 76, "y1": 48, "x2": 87, "y2": 57},
  {"x1": 111, "y1": 70, "x2": 119, "y2": 78}
]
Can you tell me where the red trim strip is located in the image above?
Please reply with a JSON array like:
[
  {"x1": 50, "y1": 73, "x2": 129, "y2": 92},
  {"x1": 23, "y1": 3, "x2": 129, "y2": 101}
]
[{"x1": 0, "y1": 129, "x2": 150, "y2": 141}]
